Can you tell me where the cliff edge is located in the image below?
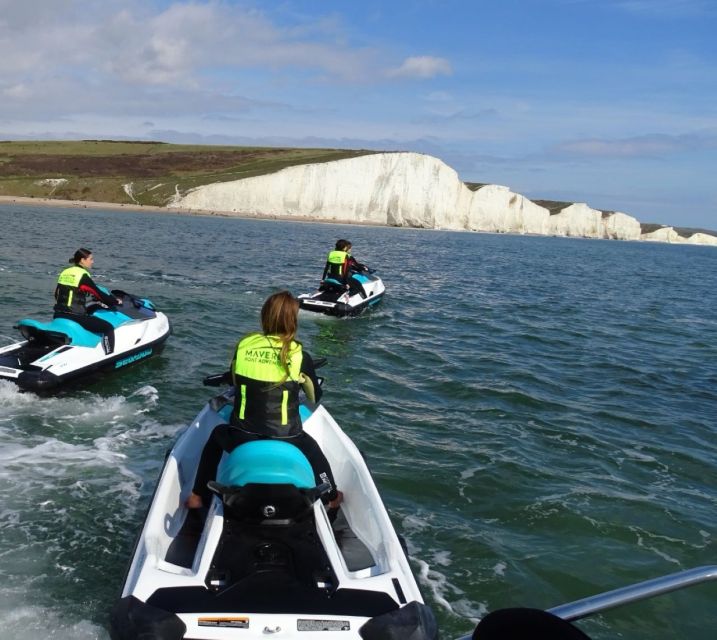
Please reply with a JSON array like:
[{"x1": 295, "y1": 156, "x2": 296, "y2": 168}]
[{"x1": 168, "y1": 152, "x2": 715, "y2": 246}]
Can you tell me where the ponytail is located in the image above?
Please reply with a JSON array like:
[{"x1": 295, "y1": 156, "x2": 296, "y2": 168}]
[
  {"x1": 70, "y1": 248, "x2": 92, "y2": 264},
  {"x1": 260, "y1": 291, "x2": 300, "y2": 377}
]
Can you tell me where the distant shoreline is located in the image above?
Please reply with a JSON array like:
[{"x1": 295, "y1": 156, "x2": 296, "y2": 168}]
[
  {"x1": 0, "y1": 195, "x2": 382, "y2": 228},
  {"x1": 2, "y1": 196, "x2": 714, "y2": 244}
]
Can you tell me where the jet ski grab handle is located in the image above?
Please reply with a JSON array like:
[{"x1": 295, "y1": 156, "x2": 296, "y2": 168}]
[{"x1": 202, "y1": 358, "x2": 328, "y2": 387}]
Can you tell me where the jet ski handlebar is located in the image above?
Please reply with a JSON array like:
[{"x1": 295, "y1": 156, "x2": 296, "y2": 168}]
[
  {"x1": 203, "y1": 358, "x2": 327, "y2": 387},
  {"x1": 203, "y1": 371, "x2": 232, "y2": 387}
]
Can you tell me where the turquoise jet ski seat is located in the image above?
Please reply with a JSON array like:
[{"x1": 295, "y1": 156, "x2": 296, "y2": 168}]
[
  {"x1": 217, "y1": 440, "x2": 315, "y2": 489},
  {"x1": 17, "y1": 318, "x2": 102, "y2": 348}
]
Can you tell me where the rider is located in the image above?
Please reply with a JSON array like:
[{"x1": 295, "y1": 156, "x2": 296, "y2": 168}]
[
  {"x1": 53, "y1": 248, "x2": 121, "y2": 355},
  {"x1": 321, "y1": 239, "x2": 369, "y2": 294},
  {"x1": 187, "y1": 291, "x2": 342, "y2": 510}
]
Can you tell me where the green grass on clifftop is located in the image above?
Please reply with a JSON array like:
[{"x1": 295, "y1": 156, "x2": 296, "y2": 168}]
[{"x1": 0, "y1": 140, "x2": 377, "y2": 207}]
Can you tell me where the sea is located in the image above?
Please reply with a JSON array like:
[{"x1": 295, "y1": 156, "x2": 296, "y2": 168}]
[{"x1": 0, "y1": 203, "x2": 715, "y2": 640}]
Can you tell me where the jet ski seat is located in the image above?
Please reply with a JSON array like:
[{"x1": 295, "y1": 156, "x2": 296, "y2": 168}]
[
  {"x1": 17, "y1": 318, "x2": 102, "y2": 348},
  {"x1": 320, "y1": 277, "x2": 345, "y2": 289},
  {"x1": 209, "y1": 440, "x2": 330, "y2": 525}
]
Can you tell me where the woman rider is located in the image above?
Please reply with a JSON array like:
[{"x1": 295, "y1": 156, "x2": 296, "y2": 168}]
[
  {"x1": 54, "y1": 248, "x2": 121, "y2": 354},
  {"x1": 321, "y1": 239, "x2": 368, "y2": 294},
  {"x1": 186, "y1": 291, "x2": 342, "y2": 510}
]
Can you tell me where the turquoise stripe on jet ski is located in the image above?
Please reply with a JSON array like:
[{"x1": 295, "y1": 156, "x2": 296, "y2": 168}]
[
  {"x1": 299, "y1": 404, "x2": 312, "y2": 422},
  {"x1": 217, "y1": 440, "x2": 315, "y2": 488},
  {"x1": 17, "y1": 318, "x2": 102, "y2": 348},
  {"x1": 352, "y1": 273, "x2": 370, "y2": 283},
  {"x1": 218, "y1": 403, "x2": 233, "y2": 422},
  {"x1": 93, "y1": 308, "x2": 133, "y2": 328}
]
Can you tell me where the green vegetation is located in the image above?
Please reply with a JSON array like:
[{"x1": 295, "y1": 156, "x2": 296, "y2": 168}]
[
  {"x1": 674, "y1": 226, "x2": 716, "y2": 237},
  {"x1": 0, "y1": 140, "x2": 377, "y2": 207},
  {"x1": 640, "y1": 223, "x2": 667, "y2": 234},
  {"x1": 531, "y1": 199, "x2": 574, "y2": 215},
  {"x1": 3, "y1": 141, "x2": 714, "y2": 238}
]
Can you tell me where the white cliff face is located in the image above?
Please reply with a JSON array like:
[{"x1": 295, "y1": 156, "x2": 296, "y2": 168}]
[
  {"x1": 641, "y1": 228, "x2": 717, "y2": 246},
  {"x1": 172, "y1": 152, "x2": 472, "y2": 230},
  {"x1": 169, "y1": 152, "x2": 714, "y2": 246},
  {"x1": 603, "y1": 212, "x2": 642, "y2": 240},
  {"x1": 685, "y1": 232, "x2": 717, "y2": 246},
  {"x1": 543, "y1": 204, "x2": 642, "y2": 240},
  {"x1": 468, "y1": 185, "x2": 550, "y2": 235},
  {"x1": 641, "y1": 227, "x2": 682, "y2": 243},
  {"x1": 546, "y1": 203, "x2": 604, "y2": 238}
]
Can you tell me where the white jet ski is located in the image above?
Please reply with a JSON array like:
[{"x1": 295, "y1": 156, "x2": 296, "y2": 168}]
[
  {"x1": 0, "y1": 290, "x2": 171, "y2": 392},
  {"x1": 110, "y1": 387, "x2": 436, "y2": 640},
  {"x1": 298, "y1": 271, "x2": 385, "y2": 318}
]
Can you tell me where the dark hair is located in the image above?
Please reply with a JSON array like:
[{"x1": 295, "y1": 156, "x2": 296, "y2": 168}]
[
  {"x1": 69, "y1": 248, "x2": 92, "y2": 264},
  {"x1": 335, "y1": 239, "x2": 351, "y2": 251}
]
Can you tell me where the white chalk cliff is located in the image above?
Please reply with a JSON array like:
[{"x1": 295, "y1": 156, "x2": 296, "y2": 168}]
[{"x1": 168, "y1": 152, "x2": 714, "y2": 246}]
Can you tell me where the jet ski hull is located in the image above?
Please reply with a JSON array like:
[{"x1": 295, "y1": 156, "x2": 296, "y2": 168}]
[
  {"x1": 111, "y1": 392, "x2": 436, "y2": 640},
  {"x1": 0, "y1": 293, "x2": 171, "y2": 392},
  {"x1": 298, "y1": 274, "x2": 385, "y2": 317}
]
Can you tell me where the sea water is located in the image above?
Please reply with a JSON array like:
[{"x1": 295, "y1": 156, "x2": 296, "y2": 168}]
[{"x1": 0, "y1": 203, "x2": 715, "y2": 639}]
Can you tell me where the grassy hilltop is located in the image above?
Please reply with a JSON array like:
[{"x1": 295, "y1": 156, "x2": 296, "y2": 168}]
[
  {"x1": 0, "y1": 140, "x2": 375, "y2": 207},
  {"x1": 2, "y1": 140, "x2": 713, "y2": 237}
]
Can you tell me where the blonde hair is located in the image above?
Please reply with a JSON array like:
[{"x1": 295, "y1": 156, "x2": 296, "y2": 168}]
[{"x1": 260, "y1": 291, "x2": 300, "y2": 374}]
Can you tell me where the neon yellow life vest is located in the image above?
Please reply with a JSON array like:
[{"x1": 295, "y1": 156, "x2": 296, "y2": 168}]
[
  {"x1": 326, "y1": 250, "x2": 348, "y2": 280},
  {"x1": 55, "y1": 265, "x2": 90, "y2": 312},
  {"x1": 231, "y1": 333, "x2": 303, "y2": 436}
]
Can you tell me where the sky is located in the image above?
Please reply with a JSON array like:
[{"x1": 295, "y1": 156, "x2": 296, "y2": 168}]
[{"x1": 1, "y1": 0, "x2": 715, "y2": 229}]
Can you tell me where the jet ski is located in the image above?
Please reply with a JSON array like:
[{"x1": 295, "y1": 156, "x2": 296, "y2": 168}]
[
  {"x1": 110, "y1": 385, "x2": 437, "y2": 640},
  {"x1": 297, "y1": 271, "x2": 385, "y2": 317},
  {"x1": 0, "y1": 289, "x2": 171, "y2": 392}
]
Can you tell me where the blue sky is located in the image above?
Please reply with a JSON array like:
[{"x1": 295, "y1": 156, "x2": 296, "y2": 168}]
[{"x1": 1, "y1": 0, "x2": 715, "y2": 229}]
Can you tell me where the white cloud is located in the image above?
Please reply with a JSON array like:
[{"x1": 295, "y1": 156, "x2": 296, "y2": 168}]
[
  {"x1": 0, "y1": 0, "x2": 398, "y2": 130},
  {"x1": 2, "y1": 84, "x2": 32, "y2": 99},
  {"x1": 0, "y1": 1, "x2": 383, "y2": 93},
  {"x1": 612, "y1": 0, "x2": 715, "y2": 17},
  {"x1": 388, "y1": 56, "x2": 453, "y2": 79},
  {"x1": 550, "y1": 131, "x2": 717, "y2": 158},
  {"x1": 560, "y1": 0, "x2": 714, "y2": 16},
  {"x1": 424, "y1": 91, "x2": 454, "y2": 102}
]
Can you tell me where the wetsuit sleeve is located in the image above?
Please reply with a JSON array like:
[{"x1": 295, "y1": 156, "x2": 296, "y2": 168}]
[
  {"x1": 348, "y1": 256, "x2": 367, "y2": 272},
  {"x1": 78, "y1": 273, "x2": 117, "y2": 307},
  {"x1": 300, "y1": 351, "x2": 323, "y2": 404},
  {"x1": 322, "y1": 261, "x2": 330, "y2": 280}
]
